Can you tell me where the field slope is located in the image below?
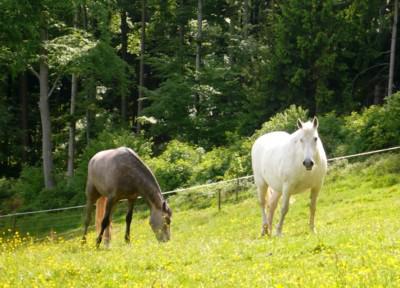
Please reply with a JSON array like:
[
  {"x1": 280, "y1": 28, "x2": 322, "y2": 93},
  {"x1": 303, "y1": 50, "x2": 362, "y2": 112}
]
[{"x1": 0, "y1": 154, "x2": 400, "y2": 287}]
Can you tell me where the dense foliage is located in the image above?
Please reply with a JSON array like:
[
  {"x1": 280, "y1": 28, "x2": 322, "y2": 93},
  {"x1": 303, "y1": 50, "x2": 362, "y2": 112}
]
[{"x1": 0, "y1": 1, "x2": 399, "y2": 213}]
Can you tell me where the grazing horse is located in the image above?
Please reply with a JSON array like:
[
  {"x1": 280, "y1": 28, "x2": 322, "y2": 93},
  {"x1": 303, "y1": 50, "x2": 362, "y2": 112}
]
[
  {"x1": 251, "y1": 117, "x2": 327, "y2": 236},
  {"x1": 82, "y1": 147, "x2": 172, "y2": 247}
]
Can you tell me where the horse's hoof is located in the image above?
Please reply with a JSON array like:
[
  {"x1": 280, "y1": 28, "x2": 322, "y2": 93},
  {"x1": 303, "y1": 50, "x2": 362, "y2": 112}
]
[
  {"x1": 96, "y1": 238, "x2": 102, "y2": 249},
  {"x1": 261, "y1": 224, "x2": 270, "y2": 237},
  {"x1": 81, "y1": 237, "x2": 87, "y2": 245},
  {"x1": 104, "y1": 240, "x2": 111, "y2": 248}
]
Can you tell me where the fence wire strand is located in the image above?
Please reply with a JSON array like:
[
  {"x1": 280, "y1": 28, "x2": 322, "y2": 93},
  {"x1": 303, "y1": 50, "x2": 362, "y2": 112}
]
[{"x1": 1, "y1": 145, "x2": 399, "y2": 220}]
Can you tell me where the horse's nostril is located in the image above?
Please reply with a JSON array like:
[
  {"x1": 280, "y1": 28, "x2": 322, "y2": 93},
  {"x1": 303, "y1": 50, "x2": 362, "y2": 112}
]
[{"x1": 303, "y1": 159, "x2": 314, "y2": 168}]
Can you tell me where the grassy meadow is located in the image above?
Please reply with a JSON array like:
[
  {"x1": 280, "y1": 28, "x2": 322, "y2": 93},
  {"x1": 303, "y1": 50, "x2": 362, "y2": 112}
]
[{"x1": 0, "y1": 154, "x2": 399, "y2": 287}]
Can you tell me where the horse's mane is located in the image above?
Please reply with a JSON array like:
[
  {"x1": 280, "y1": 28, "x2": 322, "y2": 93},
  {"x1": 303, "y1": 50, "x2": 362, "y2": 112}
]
[{"x1": 125, "y1": 148, "x2": 165, "y2": 210}]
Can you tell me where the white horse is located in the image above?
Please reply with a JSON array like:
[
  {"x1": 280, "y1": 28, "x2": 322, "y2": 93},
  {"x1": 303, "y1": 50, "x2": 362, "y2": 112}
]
[{"x1": 251, "y1": 117, "x2": 327, "y2": 236}]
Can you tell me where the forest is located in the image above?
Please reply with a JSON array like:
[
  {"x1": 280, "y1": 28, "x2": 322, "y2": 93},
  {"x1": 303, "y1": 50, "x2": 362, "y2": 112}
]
[{"x1": 0, "y1": 0, "x2": 400, "y2": 214}]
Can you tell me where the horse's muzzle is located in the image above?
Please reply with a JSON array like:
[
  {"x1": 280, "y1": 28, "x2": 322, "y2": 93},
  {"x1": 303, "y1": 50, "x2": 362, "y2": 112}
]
[{"x1": 303, "y1": 159, "x2": 314, "y2": 170}]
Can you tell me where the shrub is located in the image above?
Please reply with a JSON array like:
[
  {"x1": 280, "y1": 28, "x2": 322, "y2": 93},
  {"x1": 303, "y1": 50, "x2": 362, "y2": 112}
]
[
  {"x1": 12, "y1": 166, "x2": 44, "y2": 211},
  {"x1": 318, "y1": 112, "x2": 346, "y2": 157},
  {"x1": 0, "y1": 177, "x2": 21, "y2": 214},
  {"x1": 251, "y1": 105, "x2": 309, "y2": 140},
  {"x1": 189, "y1": 147, "x2": 231, "y2": 185},
  {"x1": 148, "y1": 140, "x2": 202, "y2": 191},
  {"x1": 224, "y1": 138, "x2": 253, "y2": 179},
  {"x1": 339, "y1": 93, "x2": 400, "y2": 155}
]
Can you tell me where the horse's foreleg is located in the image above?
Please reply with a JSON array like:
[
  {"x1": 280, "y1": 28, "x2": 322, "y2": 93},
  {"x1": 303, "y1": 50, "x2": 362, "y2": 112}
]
[
  {"x1": 267, "y1": 187, "x2": 281, "y2": 236},
  {"x1": 309, "y1": 187, "x2": 320, "y2": 233},
  {"x1": 96, "y1": 196, "x2": 115, "y2": 248},
  {"x1": 124, "y1": 200, "x2": 134, "y2": 243},
  {"x1": 276, "y1": 187, "x2": 290, "y2": 236},
  {"x1": 257, "y1": 184, "x2": 268, "y2": 236}
]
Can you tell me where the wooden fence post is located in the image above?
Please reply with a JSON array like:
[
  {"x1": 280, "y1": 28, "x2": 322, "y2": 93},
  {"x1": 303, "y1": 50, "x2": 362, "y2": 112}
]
[{"x1": 12, "y1": 215, "x2": 17, "y2": 234}]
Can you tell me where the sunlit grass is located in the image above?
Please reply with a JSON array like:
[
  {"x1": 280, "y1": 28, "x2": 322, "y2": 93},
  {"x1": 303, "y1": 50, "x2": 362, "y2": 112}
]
[{"x1": 0, "y1": 154, "x2": 399, "y2": 287}]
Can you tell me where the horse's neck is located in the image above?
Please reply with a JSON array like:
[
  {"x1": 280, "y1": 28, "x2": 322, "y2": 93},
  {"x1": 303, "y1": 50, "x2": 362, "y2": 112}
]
[
  {"x1": 287, "y1": 130, "x2": 302, "y2": 150},
  {"x1": 142, "y1": 185, "x2": 164, "y2": 211}
]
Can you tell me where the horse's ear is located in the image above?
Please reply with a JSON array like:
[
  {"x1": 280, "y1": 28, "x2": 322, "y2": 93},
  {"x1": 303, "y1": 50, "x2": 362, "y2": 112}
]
[
  {"x1": 312, "y1": 116, "x2": 319, "y2": 129},
  {"x1": 162, "y1": 200, "x2": 172, "y2": 215},
  {"x1": 297, "y1": 119, "x2": 303, "y2": 129},
  {"x1": 162, "y1": 201, "x2": 167, "y2": 211}
]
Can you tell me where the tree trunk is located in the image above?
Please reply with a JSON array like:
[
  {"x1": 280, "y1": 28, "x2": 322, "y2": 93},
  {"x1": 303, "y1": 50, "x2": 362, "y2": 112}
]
[
  {"x1": 38, "y1": 47, "x2": 55, "y2": 189},
  {"x1": 178, "y1": 0, "x2": 185, "y2": 73},
  {"x1": 195, "y1": 0, "x2": 202, "y2": 75},
  {"x1": 194, "y1": 0, "x2": 202, "y2": 112},
  {"x1": 137, "y1": 0, "x2": 146, "y2": 132},
  {"x1": 374, "y1": 83, "x2": 383, "y2": 105},
  {"x1": 86, "y1": 83, "x2": 94, "y2": 145},
  {"x1": 67, "y1": 74, "x2": 77, "y2": 178},
  {"x1": 388, "y1": 0, "x2": 398, "y2": 97},
  {"x1": 243, "y1": 0, "x2": 249, "y2": 38},
  {"x1": 67, "y1": 5, "x2": 79, "y2": 178},
  {"x1": 120, "y1": 9, "x2": 128, "y2": 122},
  {"x1": 19, "y1": 72, "x2": 29, "y2": 163}
]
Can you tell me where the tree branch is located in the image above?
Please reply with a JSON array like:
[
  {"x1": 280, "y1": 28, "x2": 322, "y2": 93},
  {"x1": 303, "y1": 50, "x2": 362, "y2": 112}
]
[
  {"x1": 29, "y1": 66, "x2": 40, "y2": 80},
  {"x1": 48, "y1": 75, "x2": 61, "y2": 99},
  {"x1": 351, "y1": 63, "x2": 389, "y2": 96}
]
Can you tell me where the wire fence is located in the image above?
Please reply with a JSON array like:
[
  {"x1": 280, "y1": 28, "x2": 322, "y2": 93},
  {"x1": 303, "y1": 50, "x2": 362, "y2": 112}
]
[{"x1": 0, "y1": 145, "x2": 399, "y2": 240}]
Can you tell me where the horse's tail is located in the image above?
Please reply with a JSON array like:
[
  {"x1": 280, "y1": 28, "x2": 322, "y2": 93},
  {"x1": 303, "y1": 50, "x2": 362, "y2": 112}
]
[{"x1": 95, "y1": 197, "x2": 112, "y2": 246}]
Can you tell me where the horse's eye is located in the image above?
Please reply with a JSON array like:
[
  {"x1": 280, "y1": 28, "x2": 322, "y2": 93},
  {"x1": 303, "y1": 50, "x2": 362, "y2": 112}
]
[
  {"x1": 314, "y1": 137, "x2": 318, "y2": 142},
  {"x1": 300, "y1": 139, "x2": 303, "y2": 143},
  {"x1": 165, "y1": 218, "x2": 171, "y2": 225}
]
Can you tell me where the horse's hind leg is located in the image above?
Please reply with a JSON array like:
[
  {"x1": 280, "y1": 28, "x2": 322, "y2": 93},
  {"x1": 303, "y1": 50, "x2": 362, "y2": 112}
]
[
  {"x1": 276, "y1": 185, "x2": 290, "y2": 236},
  {"x1": 82, "y1": 182, "x2": 100, "y2": 244},
  {"x1": 96, "y1": 196, "x2": 116, "y2": 248},
  {"x1": 267, "y1": 187, "x2": 281, "y2": 236},
  {"x1": 257, "y1": 183, "x2": 268, "y2": 236},
  {"x1": 125, "y1": 199, "x2": 135, "y2": 244},
  {"x1": 96, "y1": 197, "x2": 112, "y2": 248}
]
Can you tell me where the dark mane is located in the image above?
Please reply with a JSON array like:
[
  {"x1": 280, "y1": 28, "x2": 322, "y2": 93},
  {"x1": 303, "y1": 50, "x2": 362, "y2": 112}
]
[{"x1": 124, "y1": 148, "x2": 165, "y2": 210}]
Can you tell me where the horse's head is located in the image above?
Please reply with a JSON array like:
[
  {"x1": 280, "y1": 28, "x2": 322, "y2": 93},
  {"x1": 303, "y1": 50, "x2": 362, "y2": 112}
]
[
  {"x1": 150, "y1": 200, "x2": 172, "y2": 242},
  {"x1": 297, "y1": 117, "x2": 320, "y2": 171}
]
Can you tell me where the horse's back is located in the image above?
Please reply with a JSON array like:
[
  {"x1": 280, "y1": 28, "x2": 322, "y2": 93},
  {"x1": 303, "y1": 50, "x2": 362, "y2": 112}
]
[
  {"x1": 251, "y1": 132, "x2": 290, "y2": 188},
  {"x1": 252, "y1": 132, "x2": 290, "y2": 153},
  {"x1": 87, "y1": 147, "x2": 143, "y2": 197}
]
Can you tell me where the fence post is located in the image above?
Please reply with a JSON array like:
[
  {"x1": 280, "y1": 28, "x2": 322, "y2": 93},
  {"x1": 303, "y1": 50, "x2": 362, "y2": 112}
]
[{"x1": 12, "y1": 215, "x2": 17, "y2": 234}]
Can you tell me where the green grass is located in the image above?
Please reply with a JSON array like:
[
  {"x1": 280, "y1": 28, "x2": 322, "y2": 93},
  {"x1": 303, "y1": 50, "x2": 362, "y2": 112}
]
[{"x1": 0, "y1": 154, "x2": 399, "y2": 287}]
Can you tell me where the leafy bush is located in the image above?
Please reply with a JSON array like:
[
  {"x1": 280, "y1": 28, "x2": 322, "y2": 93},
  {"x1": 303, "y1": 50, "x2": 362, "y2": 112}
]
[
  {"x1": 318, "y1": 112, "x2": 346, "y2": 157},
  {"x1": 340, "y1": 92, "x2": 400, "y2": 155},
  {"x1": 251, "y1": 105, "x2": 309, "y2": 140},
  {"x1": 148, "y1": 140, "x2": 202, "y2": 191},
  {"x1": 0, "y1": 177, "x2": 21, "y2": 214},
  {"x1": 189, "y1": 147, "x2": 231, "y2": 185},
  {"x1": 9, "y1": 166, "x2": 44, "y2": 211},
  {"x1": 224, "y1": 138, "x2": 253, "y2": 179}
]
